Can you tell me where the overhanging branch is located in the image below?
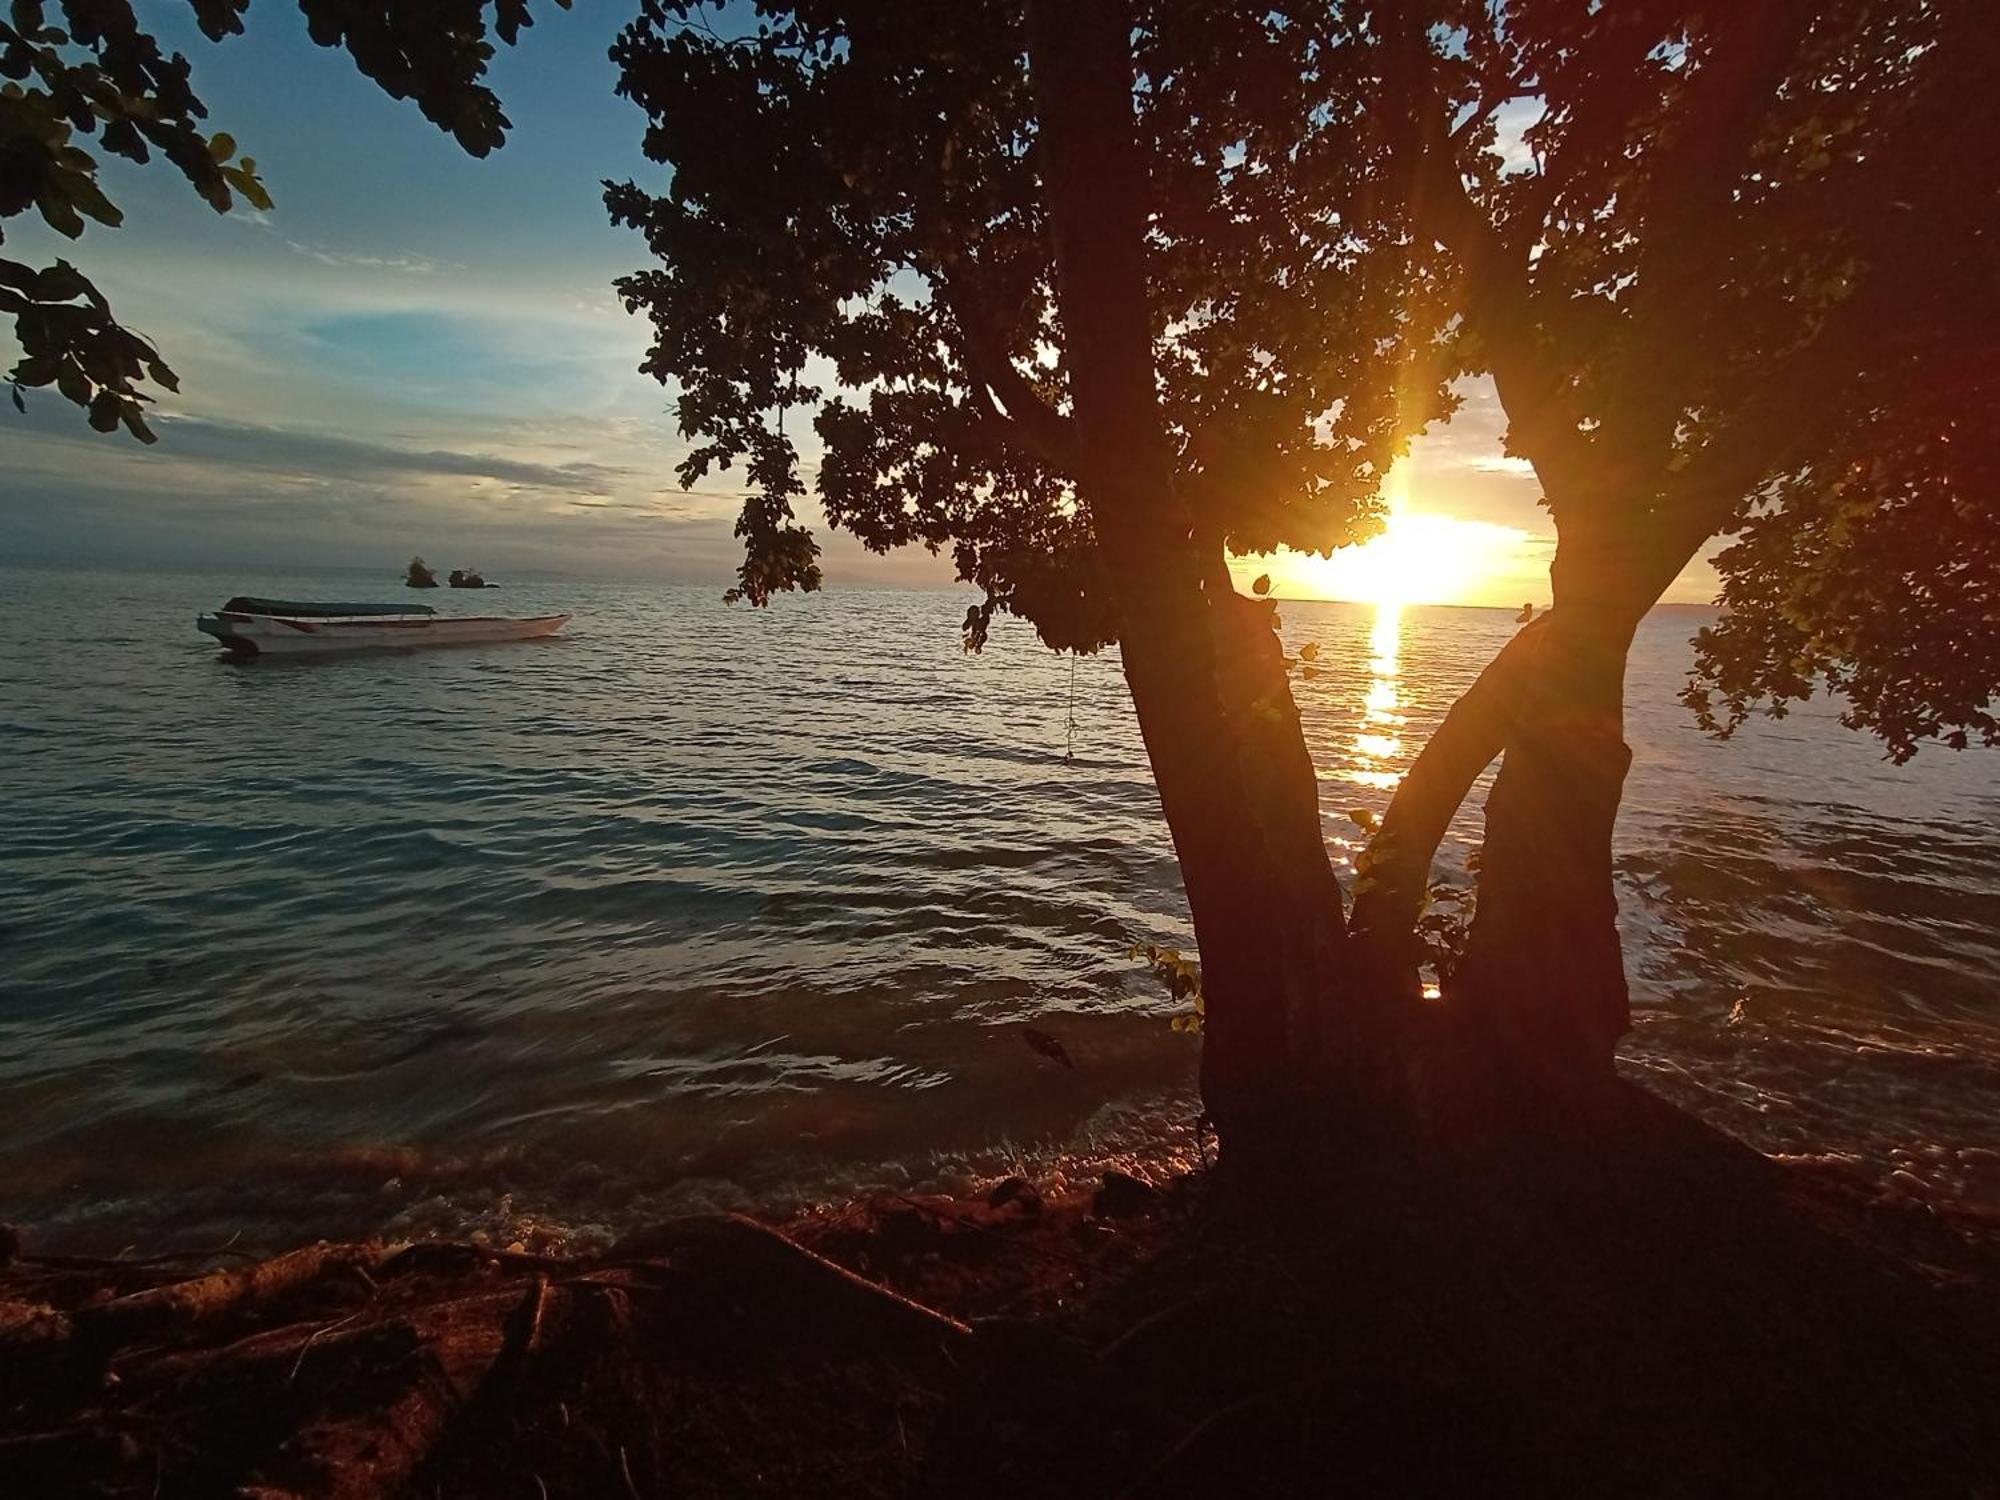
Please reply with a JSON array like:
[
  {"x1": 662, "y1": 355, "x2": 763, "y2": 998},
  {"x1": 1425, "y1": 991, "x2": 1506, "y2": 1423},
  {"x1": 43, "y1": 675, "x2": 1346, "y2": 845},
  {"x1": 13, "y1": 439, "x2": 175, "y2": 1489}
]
[{"x1": 937, "y1": 270, "x2": 1081, "y2": 473}]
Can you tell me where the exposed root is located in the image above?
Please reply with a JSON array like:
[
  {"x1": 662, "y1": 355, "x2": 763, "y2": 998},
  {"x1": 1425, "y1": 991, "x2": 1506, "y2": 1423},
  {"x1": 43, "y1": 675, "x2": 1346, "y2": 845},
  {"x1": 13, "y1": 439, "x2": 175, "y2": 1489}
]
[
  {"x1": 1, "y1": 1159, "x2": 1993, "y2": 1499},
  {"x1": 81, "y1": 1243, "x2": 390, "y2": 1343}
]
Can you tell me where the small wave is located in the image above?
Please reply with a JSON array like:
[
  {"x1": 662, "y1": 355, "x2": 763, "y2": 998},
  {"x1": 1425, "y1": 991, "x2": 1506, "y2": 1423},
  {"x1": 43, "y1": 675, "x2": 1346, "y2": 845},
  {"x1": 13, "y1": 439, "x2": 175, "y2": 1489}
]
[{"x1": 1, "y1": 572, "x2": 1996, "y2": 1245}]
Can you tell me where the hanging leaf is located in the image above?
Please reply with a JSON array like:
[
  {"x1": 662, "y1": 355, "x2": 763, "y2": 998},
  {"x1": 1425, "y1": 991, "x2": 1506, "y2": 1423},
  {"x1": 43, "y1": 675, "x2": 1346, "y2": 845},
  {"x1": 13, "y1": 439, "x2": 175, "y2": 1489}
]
[
  {"x1": 1299, "y1": 642, "x2": 1318, "y2": 661},
  {"x1": 1251, "y1": 573, "x2": 1271, "y2": 596}
]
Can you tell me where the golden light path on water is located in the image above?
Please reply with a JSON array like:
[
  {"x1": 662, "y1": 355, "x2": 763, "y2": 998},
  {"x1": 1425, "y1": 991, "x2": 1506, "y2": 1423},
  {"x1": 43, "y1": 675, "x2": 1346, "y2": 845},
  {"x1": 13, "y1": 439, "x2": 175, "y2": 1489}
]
[{"x1": 1351, "y1": 603, "x2": 1406, "y2": 788}]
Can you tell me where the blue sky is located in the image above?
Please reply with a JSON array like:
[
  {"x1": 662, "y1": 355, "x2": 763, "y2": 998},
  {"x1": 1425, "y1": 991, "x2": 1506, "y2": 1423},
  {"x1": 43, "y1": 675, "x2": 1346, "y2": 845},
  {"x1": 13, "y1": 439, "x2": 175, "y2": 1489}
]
[{"x1": 0, "y1": 6, "x2": 1704, "y2": 603}]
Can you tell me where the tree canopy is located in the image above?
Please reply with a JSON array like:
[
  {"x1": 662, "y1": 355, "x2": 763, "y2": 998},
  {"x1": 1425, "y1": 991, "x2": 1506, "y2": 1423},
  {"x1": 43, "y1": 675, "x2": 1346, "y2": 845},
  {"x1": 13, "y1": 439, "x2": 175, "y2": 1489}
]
[
  {"x1": 1391, "y1": 0, "x2": 1997, "y2": 754},
  {"x1": 1, "y1": 0, "x2": 565, "y2": 440},
  {"x1": 1340, "y1": 0, "x2": 2000, "y2": 1060},
  {"x1": 607, "y1": 0, "x2": 1458, "y2": 647},
  {"x1": 1677, "y1": 1, "x2": 1998, "y2": 762}
]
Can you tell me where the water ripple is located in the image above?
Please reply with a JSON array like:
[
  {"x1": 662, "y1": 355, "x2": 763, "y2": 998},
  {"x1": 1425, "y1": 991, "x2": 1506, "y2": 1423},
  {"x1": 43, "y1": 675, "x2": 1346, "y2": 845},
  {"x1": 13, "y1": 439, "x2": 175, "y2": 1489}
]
[{"x1": 1, "y1": 567, "x2": 1995, "y2": 1250}]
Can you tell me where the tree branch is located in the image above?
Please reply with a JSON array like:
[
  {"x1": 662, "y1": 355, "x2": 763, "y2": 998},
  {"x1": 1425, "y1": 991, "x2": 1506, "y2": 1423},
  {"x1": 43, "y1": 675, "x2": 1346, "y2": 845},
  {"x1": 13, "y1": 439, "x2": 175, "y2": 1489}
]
[
  {"x1": 1597, "y1": 1, "x2": 1819, "y2": 467},
  {"x1": 911, "y1": 97, "x2": 1081, "y2": 476},
  {"x1": 1349, "y1": 614, "x2": 1549, "y2": 952},
  {"x1": 935, "y1": 269, "x2": 1081, "y2": 473},
  {"x1": 1387, "y1": 9, "x2": 1591, "y2": 489}
]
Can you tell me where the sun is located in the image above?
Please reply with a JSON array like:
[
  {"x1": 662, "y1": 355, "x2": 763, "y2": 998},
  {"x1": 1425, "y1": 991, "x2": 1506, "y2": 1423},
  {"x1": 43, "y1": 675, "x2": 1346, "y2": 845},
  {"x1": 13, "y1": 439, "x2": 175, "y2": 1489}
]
[
  {"x1": 1279, "y1": 511, "x2": 1531, "y2": 606},
  {"x1": 1234, "y1": 463, "x2": 1547, "y2": 608}
]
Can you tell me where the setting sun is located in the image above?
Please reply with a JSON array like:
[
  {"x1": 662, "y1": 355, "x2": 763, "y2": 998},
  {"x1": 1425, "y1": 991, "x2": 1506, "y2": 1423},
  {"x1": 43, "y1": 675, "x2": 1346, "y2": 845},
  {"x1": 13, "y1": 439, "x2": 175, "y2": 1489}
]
[
  {"x1": 1251, "y1": 507, "x2": 1550, "y2": 607},
  {"x1": 1276, "y1": 511, "x2": 1544, "y2": 607},
  {"x1": 1231, "y1": 464, "x2": 1550, "y2": 608}
]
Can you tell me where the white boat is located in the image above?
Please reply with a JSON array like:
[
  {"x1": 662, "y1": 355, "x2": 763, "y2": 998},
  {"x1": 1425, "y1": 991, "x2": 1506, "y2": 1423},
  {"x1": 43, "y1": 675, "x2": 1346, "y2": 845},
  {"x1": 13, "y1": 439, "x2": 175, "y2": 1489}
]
[{"x1": 196, "y1": 597, "x2": 570, "y2": 656}]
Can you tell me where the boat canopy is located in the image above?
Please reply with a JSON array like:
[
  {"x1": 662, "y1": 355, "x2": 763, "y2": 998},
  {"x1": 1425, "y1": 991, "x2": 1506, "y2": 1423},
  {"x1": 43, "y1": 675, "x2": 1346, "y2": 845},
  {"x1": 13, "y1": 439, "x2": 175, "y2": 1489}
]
[{"x1": 221, "y1": 597, "x2": 437, "y2": 619}]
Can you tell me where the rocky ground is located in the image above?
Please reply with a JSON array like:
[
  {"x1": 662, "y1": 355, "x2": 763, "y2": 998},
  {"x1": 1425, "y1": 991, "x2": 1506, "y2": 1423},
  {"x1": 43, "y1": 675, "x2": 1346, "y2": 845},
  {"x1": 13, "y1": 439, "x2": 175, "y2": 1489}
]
[{"x1": 4, "y1": 1087, "x2": 1996, "y2": 1498}]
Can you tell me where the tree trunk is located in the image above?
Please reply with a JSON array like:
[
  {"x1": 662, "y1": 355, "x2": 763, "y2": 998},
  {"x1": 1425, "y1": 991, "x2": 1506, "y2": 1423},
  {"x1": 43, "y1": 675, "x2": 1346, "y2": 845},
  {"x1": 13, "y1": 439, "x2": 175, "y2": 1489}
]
[
  {"x1": 1025, "y1": 0, "x2": 1354, "y2": 1157},
  {"x1": 1348, "y1": 614, "x2": 1550, "y2": 975},
  {"x1": 1449, "y1": 600, "x2": 1640, "y2": 1083}
]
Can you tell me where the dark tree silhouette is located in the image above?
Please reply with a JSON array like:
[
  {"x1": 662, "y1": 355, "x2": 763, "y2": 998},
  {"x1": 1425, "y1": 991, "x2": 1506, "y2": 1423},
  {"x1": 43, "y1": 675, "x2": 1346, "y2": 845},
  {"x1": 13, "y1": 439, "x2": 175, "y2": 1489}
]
[
  {"x1": 609, "y1": 0, "x2": 1458, "y2": 1154},
  {"x1": 1681, "y1": 4, "x2": 1998, "y2": 764},
  {"x1": 1348, "y1": 0, "x2": 1998, "y2": 1090},
  {"x1": 611, "y1": 0, "x2": 1995, "y2": 1157},
  {"x1": 1, "y1": 0, "x2": 566, "y2": 439}
]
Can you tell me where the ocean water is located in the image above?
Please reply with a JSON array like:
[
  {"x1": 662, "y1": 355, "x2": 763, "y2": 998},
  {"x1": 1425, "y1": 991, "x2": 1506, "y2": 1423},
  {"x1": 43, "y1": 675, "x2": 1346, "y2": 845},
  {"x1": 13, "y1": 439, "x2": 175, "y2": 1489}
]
[{"x1": 1, "y1": 565, "x2": 1995, "y2": 1251}]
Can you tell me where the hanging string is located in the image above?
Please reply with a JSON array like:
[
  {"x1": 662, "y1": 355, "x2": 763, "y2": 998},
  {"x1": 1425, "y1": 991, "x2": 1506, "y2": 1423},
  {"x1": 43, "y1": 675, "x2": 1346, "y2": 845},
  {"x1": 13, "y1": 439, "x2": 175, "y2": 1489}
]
[{"x1": 1065, "y1": 653, "x2": 1077, "y2": 763}]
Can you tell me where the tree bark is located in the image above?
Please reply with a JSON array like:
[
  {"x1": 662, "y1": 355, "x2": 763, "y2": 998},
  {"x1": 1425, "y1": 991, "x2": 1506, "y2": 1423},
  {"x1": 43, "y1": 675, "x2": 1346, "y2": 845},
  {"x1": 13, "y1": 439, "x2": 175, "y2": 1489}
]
[
  {"x1": 1348, "y1": 614, "x2": 1549, "y2": 974},
  {"x1": 1025, "y1": 0, "x2": 1353, "y2": 1157},
  {"x1": 1348, "y1": 471, "x2": 1703, "y2": 1103},
  {"x1": 1449, "y1": 595, "x2": 1641, "y2": 1084}
]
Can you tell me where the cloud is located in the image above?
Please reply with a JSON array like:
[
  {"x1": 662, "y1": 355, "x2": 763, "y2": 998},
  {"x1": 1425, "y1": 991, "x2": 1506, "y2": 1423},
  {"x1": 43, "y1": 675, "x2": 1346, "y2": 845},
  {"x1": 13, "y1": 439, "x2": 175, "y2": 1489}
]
[
  {"x1": 1489, "y1": 98, "x2": 1546, "y2": 174},
  {"x1": 113, "y1": 414, "x2": 640, "y2": 494},
  {"x1": 282, "y1": 240, "x2": 458, "y2": 276},
  {"x1": 0, "y1": 400, "x2": 957, "y2": 590},
  {"x1": 1468, "y1": 454, "x2": 1537, "y2": 477}
]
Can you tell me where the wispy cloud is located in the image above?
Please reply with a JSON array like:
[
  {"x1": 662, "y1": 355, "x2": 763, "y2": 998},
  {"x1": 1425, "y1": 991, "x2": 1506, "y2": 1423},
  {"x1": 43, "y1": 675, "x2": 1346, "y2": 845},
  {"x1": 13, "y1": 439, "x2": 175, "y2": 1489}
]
[
  {"x1": 282, "y1": 240, "x2": 460, "y2": 276},
  {"x1": 89, "y1": 414, "x2": 632, "y2": 493},
  {"x1": 1468, "y1": 454, "x2": 1537, "y2": 477}
]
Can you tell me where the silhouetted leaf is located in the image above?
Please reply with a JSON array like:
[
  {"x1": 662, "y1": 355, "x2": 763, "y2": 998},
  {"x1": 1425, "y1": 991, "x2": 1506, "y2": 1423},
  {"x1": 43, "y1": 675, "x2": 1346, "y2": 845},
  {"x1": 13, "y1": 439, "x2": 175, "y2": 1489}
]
[{"x1": 2, "y1": 1, "x2": 552, "y2": 438}]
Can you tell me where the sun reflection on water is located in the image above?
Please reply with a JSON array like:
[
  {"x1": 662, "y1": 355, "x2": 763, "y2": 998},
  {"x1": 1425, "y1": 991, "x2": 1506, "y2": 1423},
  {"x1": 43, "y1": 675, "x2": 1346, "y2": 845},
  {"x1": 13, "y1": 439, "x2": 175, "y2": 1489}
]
[{"x1": 1349, "y1": 603, "x2": 1405, "y2": 789}]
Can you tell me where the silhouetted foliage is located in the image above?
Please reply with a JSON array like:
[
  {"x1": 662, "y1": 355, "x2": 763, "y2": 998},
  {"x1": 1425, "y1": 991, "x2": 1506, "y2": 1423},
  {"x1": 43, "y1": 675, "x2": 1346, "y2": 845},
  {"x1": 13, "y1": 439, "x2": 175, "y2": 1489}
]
[
  {"x1": 1677, "y1": 3, "x2": 1998, "y2": 763},
  {"x1": 1343, "y1": 0, "x2": 1999, "y2": 1065},
  {"x1": 1, "y1": 0, "x2": 567, "y2": 439},
  {"x1": 1686, "y1": 409, "x2": 1999, "y2": 762},
  {"x1": 1394, "y1": 0, "x2": 1997, "y2": 751},
  {"x1": 607, "y1": 1, "x2": 1455, "y2": 640}
]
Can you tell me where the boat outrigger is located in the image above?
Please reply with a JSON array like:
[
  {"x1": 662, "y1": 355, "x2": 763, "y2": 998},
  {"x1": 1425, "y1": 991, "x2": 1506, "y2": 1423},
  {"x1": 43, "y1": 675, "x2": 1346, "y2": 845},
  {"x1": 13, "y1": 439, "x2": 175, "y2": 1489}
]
[{"x1": 196, "y1": 597, "x2": 569, "y2": 656}]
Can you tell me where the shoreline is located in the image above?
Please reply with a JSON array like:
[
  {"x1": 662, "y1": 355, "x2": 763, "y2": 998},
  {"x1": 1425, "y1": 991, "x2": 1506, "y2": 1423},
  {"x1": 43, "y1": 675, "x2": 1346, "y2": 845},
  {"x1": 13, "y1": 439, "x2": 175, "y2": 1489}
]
[{"x1": 6, "y1": 1118, "x2": 1997, "y2": 1498}]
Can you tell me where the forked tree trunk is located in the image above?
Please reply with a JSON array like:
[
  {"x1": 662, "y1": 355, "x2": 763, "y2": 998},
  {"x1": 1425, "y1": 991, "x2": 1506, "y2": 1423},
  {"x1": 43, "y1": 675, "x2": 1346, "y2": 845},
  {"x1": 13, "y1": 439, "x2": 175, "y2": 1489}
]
[
  {"x1": 1348, "y1": 614, "x2": 1549, "y2": 974},
  {"x1": 1343, "y1": 602, "x2": 1633, "y2": 1121},
  {"x1": 1025, "y1": 0, "x2": 1354, "y2": 1157},
  {"x1": 1449, "y1": 599, "x2": 1641, "y2": 1084}
]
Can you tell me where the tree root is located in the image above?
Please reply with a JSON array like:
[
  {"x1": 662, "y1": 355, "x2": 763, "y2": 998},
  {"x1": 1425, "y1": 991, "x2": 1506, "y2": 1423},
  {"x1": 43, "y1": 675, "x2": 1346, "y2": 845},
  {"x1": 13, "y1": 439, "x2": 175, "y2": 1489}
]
[
  {"x1": 606, "y1": 1212, "x2": 974, "y2": 1352},
  {"x1": 80, "y1": 1243, "x2": 390, "y2": 1343},
  {"x1": 1, "y1": 1212, "x2": 982, "y2": 1498}
]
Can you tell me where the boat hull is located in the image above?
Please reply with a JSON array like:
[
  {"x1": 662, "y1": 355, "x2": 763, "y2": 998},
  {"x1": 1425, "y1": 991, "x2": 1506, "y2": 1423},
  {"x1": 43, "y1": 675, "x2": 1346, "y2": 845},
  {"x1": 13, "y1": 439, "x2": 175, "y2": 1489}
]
[{"x1": 197, "y1": 611, "x2": 570, "y2": 656}]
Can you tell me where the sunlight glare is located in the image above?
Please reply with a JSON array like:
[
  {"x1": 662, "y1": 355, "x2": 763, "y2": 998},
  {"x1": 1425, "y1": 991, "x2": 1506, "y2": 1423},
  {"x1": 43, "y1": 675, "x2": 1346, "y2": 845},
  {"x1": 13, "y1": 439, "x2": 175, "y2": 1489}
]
[
  {"x1": 1350, "y1": 602, "x2": 1405, "y2": 789},
  {"x1": 1285, "y1": 511, "x2": 1534, "y2": 606}
]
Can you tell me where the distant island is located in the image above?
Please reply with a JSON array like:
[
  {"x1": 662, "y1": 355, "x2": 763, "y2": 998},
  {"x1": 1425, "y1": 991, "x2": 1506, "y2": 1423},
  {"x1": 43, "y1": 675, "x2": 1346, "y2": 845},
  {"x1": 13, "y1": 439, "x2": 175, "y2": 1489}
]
[{"x1": 404, "y1": 558, "x2": 495, "y2": 588}]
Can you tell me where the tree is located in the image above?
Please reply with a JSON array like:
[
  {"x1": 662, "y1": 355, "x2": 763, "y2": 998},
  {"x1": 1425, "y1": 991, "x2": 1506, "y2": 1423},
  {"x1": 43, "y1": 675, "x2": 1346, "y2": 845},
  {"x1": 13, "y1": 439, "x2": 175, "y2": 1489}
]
[
  {"x1": 2, "y1": 0, "x2": 566, "y2": 440},
  {"x1": 1350, "y1": 0, "x2": 1998, "y2": 1085},
  {"x1": 608, "y1": 0, "x2": 1456, "y2": 1155},
  {"x1": 611, "y1": 0, "x2": 1995, "y2": 1160},
  {"x1": 1681, "y1": 3, "x2": 1998, "y2": 764}
]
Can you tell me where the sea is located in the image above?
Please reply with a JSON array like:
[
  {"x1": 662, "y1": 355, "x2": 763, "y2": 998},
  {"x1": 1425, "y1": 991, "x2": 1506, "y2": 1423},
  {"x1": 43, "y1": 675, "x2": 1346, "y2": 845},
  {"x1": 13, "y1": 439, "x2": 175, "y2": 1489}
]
[{"x1": 2, "y1": 565, "x2": 1995, "y2": 1252}]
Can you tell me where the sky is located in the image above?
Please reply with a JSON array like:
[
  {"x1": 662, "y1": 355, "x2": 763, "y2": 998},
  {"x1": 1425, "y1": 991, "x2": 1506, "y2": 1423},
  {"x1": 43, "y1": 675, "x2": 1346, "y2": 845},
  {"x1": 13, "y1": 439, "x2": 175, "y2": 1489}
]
[{"x1": 0, "y1": 5, "x2": 1715, "y2": 608}]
